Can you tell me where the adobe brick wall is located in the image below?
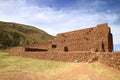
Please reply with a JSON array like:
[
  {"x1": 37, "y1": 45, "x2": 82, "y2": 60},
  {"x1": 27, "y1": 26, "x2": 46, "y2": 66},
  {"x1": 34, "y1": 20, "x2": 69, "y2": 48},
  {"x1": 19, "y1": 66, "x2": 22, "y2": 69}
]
[
  {"x1": 19, "y1": 23, "x2": 113, "y2": 52},
  {"x1": 51, "y1": 23, "x2": 113, "y2": 52}
]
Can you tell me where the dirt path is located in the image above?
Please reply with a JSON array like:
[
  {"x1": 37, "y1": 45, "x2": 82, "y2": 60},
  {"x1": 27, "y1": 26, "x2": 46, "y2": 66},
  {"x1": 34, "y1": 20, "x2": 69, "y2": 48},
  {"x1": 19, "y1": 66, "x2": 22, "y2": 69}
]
[
  {"x1": 1, "y1": 63, "x2": 114, "y2": 80},
  {"x1": 50, "y1": 63, "x2": 105, "y2": 80}
]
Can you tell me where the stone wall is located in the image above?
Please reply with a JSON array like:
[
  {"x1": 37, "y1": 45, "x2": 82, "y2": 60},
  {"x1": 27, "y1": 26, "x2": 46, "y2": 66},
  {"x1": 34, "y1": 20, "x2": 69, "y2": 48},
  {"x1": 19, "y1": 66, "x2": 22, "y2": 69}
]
[
  {"x1": 9, "y1": 48, "x2": 120, "y2": 70},
  {"x1": 9, "y1": 47, "x2": 24, "y2": 56},
  {"x1": 51, "y1": 23, "x2": 113, "y2": 52},
  {"x1": 99, "y1": 52, "x2": 120, "y2": 70},
  {"x1": 9, "y1": 47, "x2": 95, "y2": 62},
  {"x1": 9, "y1": 47, "x2": 120, "y2": 70}
]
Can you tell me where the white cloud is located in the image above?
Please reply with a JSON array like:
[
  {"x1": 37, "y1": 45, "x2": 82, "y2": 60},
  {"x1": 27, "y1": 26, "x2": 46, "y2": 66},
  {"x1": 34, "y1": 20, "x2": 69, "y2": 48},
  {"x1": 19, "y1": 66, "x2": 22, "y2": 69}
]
[
  {"x1": 111, "y1": 25, "x2": 120, "y2": 45},
  {"x1": 0, "y1": 0, "x2": 120, "y2": 45}
]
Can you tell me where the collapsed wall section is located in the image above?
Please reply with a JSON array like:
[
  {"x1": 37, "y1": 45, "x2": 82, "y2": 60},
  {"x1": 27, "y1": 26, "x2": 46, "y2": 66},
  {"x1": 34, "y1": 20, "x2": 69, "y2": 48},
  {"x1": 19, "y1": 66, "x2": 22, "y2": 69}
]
[{"x1": 99, "y1": 52, "x2": 120, "y2": 70}]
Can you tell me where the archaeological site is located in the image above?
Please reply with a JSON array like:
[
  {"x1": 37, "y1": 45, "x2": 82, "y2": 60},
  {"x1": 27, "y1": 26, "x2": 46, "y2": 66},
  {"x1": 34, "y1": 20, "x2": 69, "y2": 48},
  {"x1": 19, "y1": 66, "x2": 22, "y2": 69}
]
[{"x1": 9, "y1": 23, "x2": 120, "y2": 70}]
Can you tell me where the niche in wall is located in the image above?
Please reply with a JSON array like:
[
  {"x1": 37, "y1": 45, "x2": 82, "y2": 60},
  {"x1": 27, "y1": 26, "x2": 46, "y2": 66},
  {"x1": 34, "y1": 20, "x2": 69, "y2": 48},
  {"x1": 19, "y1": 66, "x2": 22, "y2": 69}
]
[
  {"x1": 51, "y1": 44, "x2": 57, "y2": 48},
  {"x1": 64, "y1": 47, "x2": 68, "y2": 52}
]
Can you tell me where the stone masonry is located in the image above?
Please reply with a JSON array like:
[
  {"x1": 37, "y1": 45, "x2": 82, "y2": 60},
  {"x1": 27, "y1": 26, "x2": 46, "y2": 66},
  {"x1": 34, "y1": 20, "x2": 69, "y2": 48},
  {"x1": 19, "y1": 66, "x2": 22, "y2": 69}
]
[
  {"x1": 24, "y1": 23, "x2": 113, "y2": 52},
  {"x1": 50, "y1": 23, "x2": 113, "y2": 52},
  {"x1": 9, "y1": 23, "x2": 120, "y2": 70}
]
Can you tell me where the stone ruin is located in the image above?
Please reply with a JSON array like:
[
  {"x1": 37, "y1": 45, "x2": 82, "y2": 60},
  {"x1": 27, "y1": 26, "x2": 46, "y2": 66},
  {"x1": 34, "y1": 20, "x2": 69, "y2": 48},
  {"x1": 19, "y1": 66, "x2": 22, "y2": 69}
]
[
  {"x1": 25, "y1": 23, "x2": 113, "y2": 52},
  {"x1": 9, "y1": 23, "x2": 120, "y2": 70}
]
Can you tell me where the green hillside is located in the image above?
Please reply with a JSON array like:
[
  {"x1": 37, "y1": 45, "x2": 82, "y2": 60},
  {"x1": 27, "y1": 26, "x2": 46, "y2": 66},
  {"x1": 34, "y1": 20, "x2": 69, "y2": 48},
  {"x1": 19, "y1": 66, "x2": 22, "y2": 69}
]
[{"x1": 0, "y1": 21, "x2": 54, "y2": 49}]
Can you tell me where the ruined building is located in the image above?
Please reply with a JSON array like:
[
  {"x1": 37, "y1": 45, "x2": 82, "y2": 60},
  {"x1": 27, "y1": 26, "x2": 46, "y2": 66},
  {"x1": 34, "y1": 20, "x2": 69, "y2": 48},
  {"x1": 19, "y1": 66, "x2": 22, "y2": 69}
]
[
  {"x1": 10, "y1": 23, "x2": 120, "y2": 70},
  {"x1": 25, "y1": 23, "x2": 113, "y2": 52}
]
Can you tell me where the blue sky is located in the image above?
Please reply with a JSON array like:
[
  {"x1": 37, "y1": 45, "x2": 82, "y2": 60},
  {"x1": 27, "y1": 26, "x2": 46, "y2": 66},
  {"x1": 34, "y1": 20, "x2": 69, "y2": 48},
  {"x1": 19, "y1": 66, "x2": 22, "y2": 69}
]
[{"x1": 0, "y1": 0, "x2": 120, "y2": 51}]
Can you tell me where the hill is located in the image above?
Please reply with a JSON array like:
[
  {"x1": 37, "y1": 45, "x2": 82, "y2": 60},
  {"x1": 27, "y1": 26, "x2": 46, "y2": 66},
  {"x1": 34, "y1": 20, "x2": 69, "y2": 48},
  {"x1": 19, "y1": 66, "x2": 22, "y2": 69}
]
[{"x1": 0, "y1": 21, "x2": 54, "y2": 49}]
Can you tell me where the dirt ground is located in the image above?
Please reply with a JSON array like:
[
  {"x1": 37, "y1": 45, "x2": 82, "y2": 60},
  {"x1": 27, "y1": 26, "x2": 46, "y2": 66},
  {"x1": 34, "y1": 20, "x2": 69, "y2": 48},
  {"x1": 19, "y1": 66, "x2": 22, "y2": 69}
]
[{"x1": 1, "y1": 63, "x2": 118, "y2": 80}]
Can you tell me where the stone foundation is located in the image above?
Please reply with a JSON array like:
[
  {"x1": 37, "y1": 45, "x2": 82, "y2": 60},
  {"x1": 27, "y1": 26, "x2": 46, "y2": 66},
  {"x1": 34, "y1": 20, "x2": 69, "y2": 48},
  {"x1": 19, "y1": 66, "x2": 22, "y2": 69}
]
[{"x1": 9, "y1": 47, "x2": 120, "y2": 70}]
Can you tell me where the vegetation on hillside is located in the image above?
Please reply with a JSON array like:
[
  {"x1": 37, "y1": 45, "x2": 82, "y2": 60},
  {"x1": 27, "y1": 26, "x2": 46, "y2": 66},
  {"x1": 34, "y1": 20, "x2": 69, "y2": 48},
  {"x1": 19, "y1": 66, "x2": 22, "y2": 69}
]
[{"x1": 0, "y1": 21, "x2": 54, "y2": 49}]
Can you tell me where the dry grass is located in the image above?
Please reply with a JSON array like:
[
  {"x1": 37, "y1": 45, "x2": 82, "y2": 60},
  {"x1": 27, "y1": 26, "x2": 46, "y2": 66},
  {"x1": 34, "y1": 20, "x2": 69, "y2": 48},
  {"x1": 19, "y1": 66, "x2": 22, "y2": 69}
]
[
  {"x1": 89, "y1": 62, "x2": 120, "y2": 80},
  {"x1": 0, "y1": 52, "x2": 120, "y2": 80},
  {"x1": 0, "y1": 52, "x2": 70, "y2": 73},
  {"x1": 0, "y1": 52, "x2": 72, "y2": 80}
]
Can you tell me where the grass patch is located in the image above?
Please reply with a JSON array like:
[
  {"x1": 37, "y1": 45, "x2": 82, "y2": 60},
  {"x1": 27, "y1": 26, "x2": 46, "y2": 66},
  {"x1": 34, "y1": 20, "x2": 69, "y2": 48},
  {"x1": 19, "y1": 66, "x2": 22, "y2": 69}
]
[
  {"x1": 0, "y1": 52, "x2": 70, "y2": 74},
  {"x1": 0, "y1": 52, "x2": 9, "y2": 58},
  {"x1": 89, "y1": 62, "x2": 120, "y2": 80}
]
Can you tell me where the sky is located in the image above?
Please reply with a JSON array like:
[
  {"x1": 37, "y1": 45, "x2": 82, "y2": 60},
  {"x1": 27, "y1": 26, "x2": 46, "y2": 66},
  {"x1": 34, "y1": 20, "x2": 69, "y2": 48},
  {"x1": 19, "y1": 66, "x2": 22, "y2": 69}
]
[{"x1": 0, "y1": 0, "x2": 120, "y2": 51}]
